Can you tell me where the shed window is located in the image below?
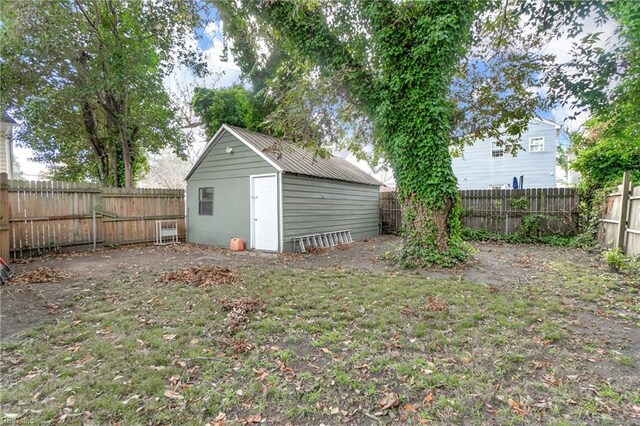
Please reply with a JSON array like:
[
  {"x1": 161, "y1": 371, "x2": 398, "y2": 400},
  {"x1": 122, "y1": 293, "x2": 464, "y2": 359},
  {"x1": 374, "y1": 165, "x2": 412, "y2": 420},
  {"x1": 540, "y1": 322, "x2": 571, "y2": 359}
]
[
  {"x1": 199, "y1": 187, "x2": 214, "y2": 216},
  {"x1": 491, "y1": 141, "x2": 504, "y2": 158},
  {"x1": 529, "y1": 137, "x2": 545, "y2": 152}
]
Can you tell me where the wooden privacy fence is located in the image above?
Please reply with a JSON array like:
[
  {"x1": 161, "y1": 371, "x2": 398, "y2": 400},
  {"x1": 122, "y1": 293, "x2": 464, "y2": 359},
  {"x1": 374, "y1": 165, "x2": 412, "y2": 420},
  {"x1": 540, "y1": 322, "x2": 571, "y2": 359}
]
[
  {"x1": 380, "y1": 187, "x2": 579, "y2": 236},
  {"x1": 599, "y1": 172, "x2": 640, "y2": 256},
  {"x1": 0, "y1": 173, "x2": 185, "y2": 259}
]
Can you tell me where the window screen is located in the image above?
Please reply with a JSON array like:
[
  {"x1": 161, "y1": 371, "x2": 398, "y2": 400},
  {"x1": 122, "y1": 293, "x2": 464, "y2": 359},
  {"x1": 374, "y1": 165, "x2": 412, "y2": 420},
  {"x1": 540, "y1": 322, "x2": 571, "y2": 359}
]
[
  {"x1": 491, "y1": 141, "x2": 504, "y2": 158},
  {"x1": 199, "y1": 187, "x2": 213, "y2": 216},
  {"x1": 529, "y1": 137, "x2": 544, "y2": 152}
]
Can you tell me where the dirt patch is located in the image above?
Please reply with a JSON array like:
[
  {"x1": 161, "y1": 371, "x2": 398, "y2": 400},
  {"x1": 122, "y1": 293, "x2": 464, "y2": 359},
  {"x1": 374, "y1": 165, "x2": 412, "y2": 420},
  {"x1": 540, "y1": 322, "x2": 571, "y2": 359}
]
[
  {"x1": 0, "y1": 236, "x2": 625, "y2": 342},
  {"x1": 158, "y1": 266, "x2": 237, "y2": 288},
  {"x1": 1, "y1": 237, "x2": 639, "y2": 425}
]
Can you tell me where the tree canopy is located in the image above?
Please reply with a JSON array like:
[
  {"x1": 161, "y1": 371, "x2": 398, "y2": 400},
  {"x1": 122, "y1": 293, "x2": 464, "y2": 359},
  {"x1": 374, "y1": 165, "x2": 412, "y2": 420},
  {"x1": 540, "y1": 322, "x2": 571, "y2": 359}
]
[
  {"x1": 208, "y1": 0, "x2": 621, "y2": 266},
  {"x1": 570, "y1": 1, "x2": 640, "y2": 195},
  {"x1": 192, "y1": 86, "x2": 267, "y2": 140},
  {"x1": 0, "y1": 0, "x2": 209, "y2": 187}
]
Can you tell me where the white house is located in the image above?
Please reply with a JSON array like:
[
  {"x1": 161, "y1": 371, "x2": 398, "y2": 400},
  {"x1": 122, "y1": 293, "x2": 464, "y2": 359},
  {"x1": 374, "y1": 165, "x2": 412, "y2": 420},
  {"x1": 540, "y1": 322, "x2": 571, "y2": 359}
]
[
  {"x1": 452, "y1": 118, "x2": 561, "y2": 190},
  {"x1": 0, "y1": 112, "x2": 18, "y2": 179}
]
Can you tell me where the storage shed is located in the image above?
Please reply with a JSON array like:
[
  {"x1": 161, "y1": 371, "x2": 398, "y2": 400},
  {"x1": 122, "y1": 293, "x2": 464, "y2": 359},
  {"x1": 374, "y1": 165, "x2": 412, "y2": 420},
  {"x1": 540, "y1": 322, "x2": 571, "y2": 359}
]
[{"x1": 185, "y1": 125, "x2": 382, "y2": 252}]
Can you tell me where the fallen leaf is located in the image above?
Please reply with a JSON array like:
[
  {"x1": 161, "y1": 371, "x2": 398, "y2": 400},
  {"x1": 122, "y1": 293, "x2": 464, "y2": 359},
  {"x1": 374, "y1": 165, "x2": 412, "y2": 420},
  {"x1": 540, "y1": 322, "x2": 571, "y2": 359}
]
[
  {"x1": 424, "y1": 392, "x2": 434, "y2": 405},
  {"x1": 378, "y1": 392, "x2": 400, "y2": 410},
  {"x1": 66, "y1": 396, "x2": 76, "y2": 407},
  {"x1": 253, "y1": 368, "x2": 268, "y2": 381},
  {"x1": 508, "y1": 398, "x2": 526, "y2": 416},
  {"x1": 403, "y1": 403, "x2": 417, "y2": 412},
  {"x1": 164, "y1": 389, "x2": 184, "y2": 400},
  {"x1": 542, "y1": 374, "x2": 561, "y2": 387},
  {"x1": 70, "y1": 355, "x2": 94, "y2": 367},
  {"x1": 246, "y1": 414, "x2": 262, "y2": 423},
  {"x1": 5, "y1": 356, "x2": 22, "y2": 365},
  {"x1": 210, "y1": 412, "x2": 226, "y2": 426},
  {"x1": 163, "y1": 334, "x2": 177, "y2": 341}
]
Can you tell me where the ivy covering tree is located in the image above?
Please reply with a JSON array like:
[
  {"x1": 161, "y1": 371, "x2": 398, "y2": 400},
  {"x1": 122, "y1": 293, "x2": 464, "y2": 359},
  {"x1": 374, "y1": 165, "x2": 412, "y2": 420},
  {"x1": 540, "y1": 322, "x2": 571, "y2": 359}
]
[
  {"x1": 210, "y1": 0, "x2": 619, "y2": 266},
  {"x1": 0, "y1": 0, "x2": 209, "y2": 187}
]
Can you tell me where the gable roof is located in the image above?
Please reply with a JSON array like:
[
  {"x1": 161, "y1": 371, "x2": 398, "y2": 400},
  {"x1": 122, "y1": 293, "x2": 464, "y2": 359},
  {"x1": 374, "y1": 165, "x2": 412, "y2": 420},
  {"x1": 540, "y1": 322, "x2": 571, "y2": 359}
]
[
  {"x1": 1, "y1": 112, "x2": 18, "y2": 125},
  {"x1": 532, "y1": 117, "x2": 561, "y2": 130},
  {"x1": 186, "y1": 124, "x2": 382, "y2": 186}
]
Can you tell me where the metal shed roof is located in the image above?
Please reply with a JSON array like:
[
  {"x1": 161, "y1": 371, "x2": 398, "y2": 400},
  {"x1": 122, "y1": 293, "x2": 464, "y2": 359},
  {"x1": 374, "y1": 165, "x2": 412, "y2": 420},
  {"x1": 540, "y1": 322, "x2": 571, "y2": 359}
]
[{"x1": 187, "y1": 124, "x2": 382, "y2": 186}]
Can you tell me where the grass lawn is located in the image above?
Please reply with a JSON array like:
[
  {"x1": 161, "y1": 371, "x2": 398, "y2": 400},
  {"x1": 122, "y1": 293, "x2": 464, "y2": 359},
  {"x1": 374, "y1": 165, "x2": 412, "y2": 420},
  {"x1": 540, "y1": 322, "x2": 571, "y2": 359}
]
[{"x1": 1, "y1": 252, "x2": 639, "y2": 425}]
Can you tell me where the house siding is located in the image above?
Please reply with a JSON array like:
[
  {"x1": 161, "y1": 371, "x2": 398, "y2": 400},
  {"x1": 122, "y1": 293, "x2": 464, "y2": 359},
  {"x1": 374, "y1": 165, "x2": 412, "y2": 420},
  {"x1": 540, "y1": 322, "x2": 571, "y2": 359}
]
[
  {"x1": 282, "y1": 174, "x2": 379, "y2": 252},
  {"x1": 0, "y1": 136, "x2": 7, "y2": 175},
  {"x1": 452, "y1": 121, "x2": 558, "y2": 189},
  {"x1": 186, "y1": 131, "x2": 276, "y2": 248},
  {"x1": 0, "y1": 127, "x2": 9, "y2": 177}
]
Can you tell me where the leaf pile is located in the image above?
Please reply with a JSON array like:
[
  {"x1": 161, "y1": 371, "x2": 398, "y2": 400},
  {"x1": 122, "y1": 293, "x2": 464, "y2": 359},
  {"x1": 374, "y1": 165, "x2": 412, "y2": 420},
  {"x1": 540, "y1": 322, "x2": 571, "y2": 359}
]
[
  {"x1": 219, "y1": 297, "x2": 265, "y2": 333},
  {"x1": 8, "y1": 267, "x2": 73, "y2": 285},
  {"x1": 214, "y1": 336, "x2": 254, "y2": 355},
  {"x1": 158, "y1": 266, "x2": 237, "y2": 288},
  {"x1": 305, "y1": 246, "x2": 327, "y2": 255}
]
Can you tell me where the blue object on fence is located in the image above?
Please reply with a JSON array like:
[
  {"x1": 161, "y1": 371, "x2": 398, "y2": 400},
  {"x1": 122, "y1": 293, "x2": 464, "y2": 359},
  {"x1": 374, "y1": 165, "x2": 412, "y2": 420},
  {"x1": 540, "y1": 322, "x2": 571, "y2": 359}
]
[
  {"x1": 519, "y1": 175, "x2": 524, "y2": 189},
  {"x1": 512, "y1": 177, "x2": 519, "y2": 189}
]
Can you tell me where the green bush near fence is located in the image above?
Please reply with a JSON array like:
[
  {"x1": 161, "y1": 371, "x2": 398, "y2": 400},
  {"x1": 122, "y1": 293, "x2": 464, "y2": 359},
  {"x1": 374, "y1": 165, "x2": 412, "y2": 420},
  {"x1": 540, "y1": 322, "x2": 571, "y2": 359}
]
[{"x1": 460, "y1": 223, "x2": 582, "y2": 247}]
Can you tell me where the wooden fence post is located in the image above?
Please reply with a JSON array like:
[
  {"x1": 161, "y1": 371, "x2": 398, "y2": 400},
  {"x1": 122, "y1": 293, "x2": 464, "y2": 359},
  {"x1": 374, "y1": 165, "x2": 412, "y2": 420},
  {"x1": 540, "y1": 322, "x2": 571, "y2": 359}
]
[
  {"x1": 617, "y1": 171, "x2": 631, "y2": 250},
  {"x1": 0, "y1": 173, "x2": 9, "y2": 260}
]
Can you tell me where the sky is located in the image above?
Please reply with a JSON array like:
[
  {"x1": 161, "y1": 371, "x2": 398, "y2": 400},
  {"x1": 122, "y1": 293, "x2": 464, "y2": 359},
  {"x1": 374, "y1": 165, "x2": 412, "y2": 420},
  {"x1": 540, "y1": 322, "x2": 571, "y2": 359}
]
[{"x1": 12, "y1": 6, "x2": 619, "y2": 184}]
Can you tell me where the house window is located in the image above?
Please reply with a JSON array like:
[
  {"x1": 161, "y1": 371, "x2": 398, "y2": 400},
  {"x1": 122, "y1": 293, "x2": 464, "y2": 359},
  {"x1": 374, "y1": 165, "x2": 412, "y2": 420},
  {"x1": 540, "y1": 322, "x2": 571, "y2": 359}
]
[
  {"x1": 199, "y1": 187, "x2": 214, "y2": 215},
  {"x1": 529, "y1": 137, "x2": 545, "y2": 152},
  {"x1": 491, "y1": 141, "x2": 504, "y2": 158}
]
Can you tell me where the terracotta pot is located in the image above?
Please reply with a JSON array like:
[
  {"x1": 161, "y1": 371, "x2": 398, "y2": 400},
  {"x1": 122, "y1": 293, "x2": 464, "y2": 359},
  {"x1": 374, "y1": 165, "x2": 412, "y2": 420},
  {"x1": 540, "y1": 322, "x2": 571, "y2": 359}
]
[{"x1": 230, "y1": 238, "x2": 245, "y2": 251}]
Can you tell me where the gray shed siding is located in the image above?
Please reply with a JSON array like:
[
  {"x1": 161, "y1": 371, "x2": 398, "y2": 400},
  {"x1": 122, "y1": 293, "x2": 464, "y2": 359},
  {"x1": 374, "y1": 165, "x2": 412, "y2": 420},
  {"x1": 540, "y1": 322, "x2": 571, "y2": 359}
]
[
  {"x1": 452, "y1": 121, "x2": 558, "y2": 189},
  {"x1": 186, "y1": 132, "x2": 276, "y2": 248},
  {"x1": 282, "y1": 174, "x2": 379, "y2": 252}
]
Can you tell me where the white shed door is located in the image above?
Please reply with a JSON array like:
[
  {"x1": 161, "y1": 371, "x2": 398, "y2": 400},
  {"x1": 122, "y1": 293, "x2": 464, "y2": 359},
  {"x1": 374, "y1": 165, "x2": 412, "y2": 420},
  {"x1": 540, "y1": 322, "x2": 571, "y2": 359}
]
[{"x1": 252, "y1": 175, "x2": 278, "y2": 251}]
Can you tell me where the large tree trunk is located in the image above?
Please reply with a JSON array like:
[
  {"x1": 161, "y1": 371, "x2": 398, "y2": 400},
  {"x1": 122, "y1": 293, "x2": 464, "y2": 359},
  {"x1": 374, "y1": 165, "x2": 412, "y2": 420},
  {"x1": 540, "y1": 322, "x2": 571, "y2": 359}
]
[
  {"x1": 388, "y1": 128, "x2": 465, "y2": 268},
  {"x1": 81, "y1": 101, "x2": 115, "y2": 186},
  {"x1": 375, "y1": 1, "x2": 475, "y2": 267},
  {"x1": 119, "y1": 128, "x2": 134, "y2": 189}
]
